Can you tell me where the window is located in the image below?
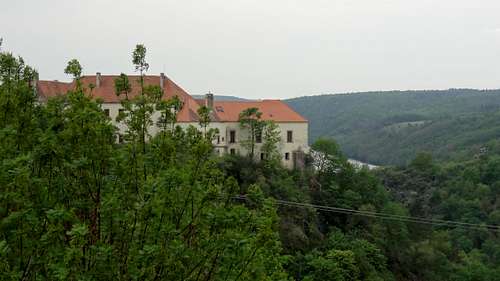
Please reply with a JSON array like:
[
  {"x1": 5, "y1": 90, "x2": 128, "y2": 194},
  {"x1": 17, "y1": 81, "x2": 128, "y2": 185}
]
[
  {"x1": 118, "y1": 109, "x2": 124, "y2": 121},
  {"x1": 287, "y1": 131, "x2": 293, "y2": 143},
  {"x1": 221, "y1": 137, "x2": 225, "y2": 142},
  {"x1": 256, "y1": 130, "x2": 262, "y2": 143},
  {"x1": 217, "y1": 135, "x2": 220, "y2": 144},
  {"x1": 230, "y1": 148, "x2": 236, "y2": 155},
  {"x1": 118, "y1": 134, "x2": 124, "y2": 144},
  {"x1": 230, "y1": 130, "x2": 236, "y2": 143},
  {"x1": 260, "y1": 153, "x2": 265, "y2": 160},
  {"x1": 104, "y1": 108, "x2": 110, "y2": 117},
  {"x1": 285, "y1": 152, "x2": 290, "y2": 160}
]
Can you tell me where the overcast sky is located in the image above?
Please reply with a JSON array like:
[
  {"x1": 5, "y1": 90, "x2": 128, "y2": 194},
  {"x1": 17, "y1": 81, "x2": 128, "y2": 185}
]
[{"x1": 2, "y1": 0, "x2": 500, "y2": 99}]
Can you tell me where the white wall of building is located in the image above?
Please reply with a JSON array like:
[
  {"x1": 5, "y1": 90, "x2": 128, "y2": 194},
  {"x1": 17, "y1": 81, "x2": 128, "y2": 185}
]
[
  {"x1": 102, "y1": 103, "x2": 308, "y2": 169},
  {"x1": 179, "y1": 121, "x2": 309, "y2": 169}
]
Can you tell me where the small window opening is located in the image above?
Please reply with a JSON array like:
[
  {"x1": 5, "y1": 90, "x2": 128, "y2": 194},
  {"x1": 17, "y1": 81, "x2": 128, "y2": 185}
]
[
  {"x1": 230, "y1": 130, "x2": 236, "y2": 143},
  {"x1": 287, "y1": 131, "x2": 293, "y2": 143}
]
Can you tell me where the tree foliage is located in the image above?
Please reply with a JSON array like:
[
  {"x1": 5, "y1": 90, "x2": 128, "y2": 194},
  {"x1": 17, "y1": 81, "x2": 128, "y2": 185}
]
[
  {"x1": 238, "y1": 107, "x2": 265, "y2": 159},
  {"x1": 0, "y1": 45, "x2": 288, "y2": 281},
  {"x1": 64, "y1": 59, "x2": 82, "y2": 80},
  {"x1": 261, "y1": 121, "x2": 282, "y2": 166}
]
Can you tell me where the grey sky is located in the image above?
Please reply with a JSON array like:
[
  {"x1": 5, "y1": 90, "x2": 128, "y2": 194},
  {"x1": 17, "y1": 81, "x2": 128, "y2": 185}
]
[{"x1": 2, "y1": 0, "x2": 500, "y2": 99}]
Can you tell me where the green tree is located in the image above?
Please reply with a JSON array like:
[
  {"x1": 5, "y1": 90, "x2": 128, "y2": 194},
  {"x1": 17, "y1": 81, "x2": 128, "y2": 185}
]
[
  {"x1": 310, "y1": 138, "x2": 346, "y2": 185},
  {"x1": 156, "y1": 95, "x2": 183, "y2": 132},
  {"x1": 197, "y1": 105, "x2": 211, "y2": 137},
  {"x1": 64, "y1": 59, "x2": 82, "y2": 80},
  {"x1": 303, "y1": 250, "x2": 360, "y2": 281},
  {"x1": 114, "y1": 73, "x2": 132, "y2": 100},
  {"x1": 261, "y1": 120, "x2": 282, "y2": 166},
  {"x1": 132, "y1": 44, "x2": 149, "y2": 77},
  {"x1": 239, "y1": 107, "x2": 265, "y2": 159},
  {"x1": 115, "y1": 45, "x2": 161, "y2": 184},
  {"x1": 132, "y1": 44, "x2": 152, "y2": 161},
  {"x1": 0, "y1": 46, "x2": 38, "y2": 152}
]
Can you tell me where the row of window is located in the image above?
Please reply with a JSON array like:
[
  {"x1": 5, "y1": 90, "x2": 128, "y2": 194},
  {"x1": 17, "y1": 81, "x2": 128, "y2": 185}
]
[
  {"x1": 118, "y1": 132, "x2": 293, "y2": 145},
  {"x1": 103, "y1": 108, "x2": 123, "y2": 118},
  {"x1": 266, "y1": 152, "x2": 290, "y2": 160},
  {"x1": 227, "y1": 130, "x2": 293, "y2": 143},
  {"x1": 120, "y1": 133, "x2": 293, "y2": 161},
  {"x1": 225, "y1": 149, "x2": 291, "y2": 161},
  {"x1": 106, "y1": 109, "x2": 294, "y2": 144}
]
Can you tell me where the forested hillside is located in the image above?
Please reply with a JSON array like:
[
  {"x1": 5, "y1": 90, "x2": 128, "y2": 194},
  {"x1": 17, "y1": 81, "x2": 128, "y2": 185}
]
[
  {"x1": 221, "y1": 142, "x2": 500, "y2": 281},
  {"x1": 286, "y1": 89, "x2": 500, "y2": 165}
]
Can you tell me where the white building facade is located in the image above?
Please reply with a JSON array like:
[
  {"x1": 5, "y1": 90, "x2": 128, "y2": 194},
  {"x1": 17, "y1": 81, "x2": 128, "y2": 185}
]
[{"x1": 37, "y1": 74, "x2": 309, "y2": 169}]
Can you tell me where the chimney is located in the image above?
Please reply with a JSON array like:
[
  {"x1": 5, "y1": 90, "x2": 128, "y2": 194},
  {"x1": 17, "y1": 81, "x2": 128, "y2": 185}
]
[
  {"x1": 160, "y1": 73, "x2": 165, "y2": 90},
  {"x1": 205, "y1": 91, "x2": 214, "y2": 108},
  {"x1": 96, "y1": 72, "x2": 101, "y2": 87}
]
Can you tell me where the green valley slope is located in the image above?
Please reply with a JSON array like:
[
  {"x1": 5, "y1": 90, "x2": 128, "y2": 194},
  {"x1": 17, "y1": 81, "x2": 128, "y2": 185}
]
[{"x1": 286, "y1": 89, "x2": 500, "y2": 166}]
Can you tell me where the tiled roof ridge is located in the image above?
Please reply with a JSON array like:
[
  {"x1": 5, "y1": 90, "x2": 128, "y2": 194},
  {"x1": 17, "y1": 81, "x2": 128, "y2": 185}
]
[{"x1": 37, "y1": 74, "x2": 307, "y2": 123}]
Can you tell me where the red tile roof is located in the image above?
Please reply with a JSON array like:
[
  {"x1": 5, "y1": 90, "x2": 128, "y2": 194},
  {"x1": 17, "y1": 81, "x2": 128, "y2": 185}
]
[
  {"x1": 37, "y1": 75, "x2": 201, "y2": 122},
  {"x1": 209, "y1": 100, "x2": 307, "y2": 123},
  {"x1": 37, "y1": 75, "x2": 307, "y2": 123}
]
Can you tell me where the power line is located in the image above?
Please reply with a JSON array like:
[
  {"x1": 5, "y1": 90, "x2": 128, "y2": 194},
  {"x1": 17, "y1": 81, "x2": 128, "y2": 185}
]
[{"x1": 232, "y1": 195, "x2": 500, "y2": 232}]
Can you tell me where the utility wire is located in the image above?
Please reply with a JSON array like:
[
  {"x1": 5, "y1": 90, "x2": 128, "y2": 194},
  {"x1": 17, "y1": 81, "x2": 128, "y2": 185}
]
[{"x1": 231, "y1": 195, "x2": 500, "y2": 232}]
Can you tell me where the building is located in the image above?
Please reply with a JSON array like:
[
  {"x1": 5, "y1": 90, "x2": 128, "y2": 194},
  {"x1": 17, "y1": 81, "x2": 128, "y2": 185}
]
[{"x1": 36, "y1": 73, "x2": 308, "y2": 169}]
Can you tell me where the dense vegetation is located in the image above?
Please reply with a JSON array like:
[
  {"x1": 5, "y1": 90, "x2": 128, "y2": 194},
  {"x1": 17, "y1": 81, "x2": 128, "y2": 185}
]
[
  {"x1": 376, "y1": 153, "x2": 500, "y2": 280},
  {"x1": 2, "y1": 43, "x2": 500, "y2": 280},
  {"x1": 220, "y1": 142, "x2": 500, "y2": 280},
  {"x1": 286, "y1": 89, "x2": 500, "y2": 165},
  {"x1": 0, "y1": 45, "x2": 287, "y2": 280}
]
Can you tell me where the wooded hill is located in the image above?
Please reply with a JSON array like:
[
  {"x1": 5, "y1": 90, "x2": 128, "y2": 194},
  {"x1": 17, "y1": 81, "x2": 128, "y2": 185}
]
[{"x1": 286, "y1": 89, "x2": 500, "y2": 166}]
